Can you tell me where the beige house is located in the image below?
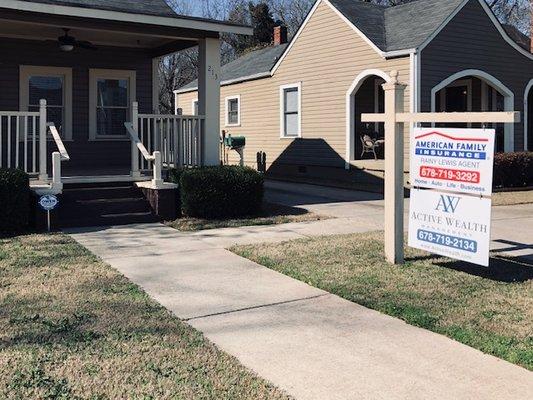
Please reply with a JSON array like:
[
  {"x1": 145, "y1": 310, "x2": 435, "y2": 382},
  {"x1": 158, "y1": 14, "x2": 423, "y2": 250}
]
[{"x1": 176, "y1": 0, "x2": 533, "y2": 187}]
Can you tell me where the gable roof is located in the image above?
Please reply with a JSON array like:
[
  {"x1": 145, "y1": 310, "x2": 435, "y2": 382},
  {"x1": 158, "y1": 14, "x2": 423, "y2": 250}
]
[
  {"x1": 177, "y1": 0, "x2": 533, "y2": 93},
  {"x1": 329, "y1": 0, "x2": 466, "y2": 52},
  {"x1": 176, "y1": 44, "x2": 289, "y2": 93},
  {"x1": 18, "y1": 0, "x2": 176, "y2": 17}
]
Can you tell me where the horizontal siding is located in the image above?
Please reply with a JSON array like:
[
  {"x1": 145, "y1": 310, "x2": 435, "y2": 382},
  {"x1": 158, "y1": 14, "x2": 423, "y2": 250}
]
[
  {"x1": 421, "y1": 0, "x2": 533, "y2": 151},
  {"x1": 0, "y1": 37, "x2": 153, "y2": 172},
  {"x1": 178, "y1": 1, "x2": 411, "y2": 168}
]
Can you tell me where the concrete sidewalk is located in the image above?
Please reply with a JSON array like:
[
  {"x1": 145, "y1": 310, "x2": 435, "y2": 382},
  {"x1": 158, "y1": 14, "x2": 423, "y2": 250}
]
[{"x1": 68, "y1": 216, "x2": 533, "y2": 400}]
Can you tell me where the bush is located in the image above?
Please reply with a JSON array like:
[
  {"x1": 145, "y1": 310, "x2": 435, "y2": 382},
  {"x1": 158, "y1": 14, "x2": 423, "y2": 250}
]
[
  {"x1": 493, "y1": 152, "x2": 533, "y2": 188},
  {"x1": 0, "y1": 168, "x2": 30, "y2": 232},
  {"x1": 179, "y1": 166, "x2": 264, "y2": 218}
]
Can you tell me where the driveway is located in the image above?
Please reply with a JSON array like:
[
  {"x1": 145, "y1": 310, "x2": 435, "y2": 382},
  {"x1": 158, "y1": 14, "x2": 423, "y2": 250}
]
[
  {"x1": 67, "y1": 182, "x2": 533, "y2": 399},
  {"x1": 266, "y1": 179, "x2": 533, "y2": 261}
]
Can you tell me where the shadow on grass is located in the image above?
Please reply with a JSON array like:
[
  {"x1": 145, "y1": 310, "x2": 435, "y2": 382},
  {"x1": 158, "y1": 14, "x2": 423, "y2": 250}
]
[{"x1": 406, "y1": 253, "x2": 533, "y2": 283}]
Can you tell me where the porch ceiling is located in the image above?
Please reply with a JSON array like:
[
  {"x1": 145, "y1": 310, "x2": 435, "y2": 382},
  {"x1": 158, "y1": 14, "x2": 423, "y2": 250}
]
[{"x1": 0, "y1": 4, "x2": 242, "y2": 56}]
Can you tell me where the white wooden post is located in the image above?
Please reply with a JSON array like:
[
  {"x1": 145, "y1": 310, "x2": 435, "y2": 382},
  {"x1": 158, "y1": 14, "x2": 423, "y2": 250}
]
[
  {"x1": 131, "y1": 101, "x2": 141, "y2": 178},
  {"x1": 198, "y1": 37, "x2": 221, "y2": 166},
  {"x1": 52, "y1": 151, "x2": 63, "y2": 191},
  {"x1": 38, "y1": 99, "x2": 48, "y2": 182},
  {"x1": 382, "y1": 71, "x2": 406, "y2": 264},
  {"x1": 152, "y1": 150, "x2": 163, "y2": 188}
]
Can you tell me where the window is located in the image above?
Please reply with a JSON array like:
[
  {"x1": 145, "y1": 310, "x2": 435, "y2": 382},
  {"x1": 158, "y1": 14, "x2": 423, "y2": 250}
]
[
  {"x1": 192, "y1": 99, "x2": 199, "y2": 115},
  {"x1": 280, "y1": 83, "x2": 301, "y2": 138},
  {"x1": 225, "y1": 95, "x2": 241, "y2": 126},
  {"x1": 19, "y1": 66, "x2": 72, "y2": 140},
  {"x1": 89, "y1": 69, "x2": 136, "y2": 140}
]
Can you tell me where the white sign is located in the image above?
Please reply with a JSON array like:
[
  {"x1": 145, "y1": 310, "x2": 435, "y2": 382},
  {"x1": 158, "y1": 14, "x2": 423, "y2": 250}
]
[
  {"x1": 408, "y1": 189, "x2": 492, "y2": 267},
  {"x1": 410, "y1": 128, "x2": 495, "y2": 196},
  {"x1": 39, "y1": 195, "x2": 59, "y2": 211}
]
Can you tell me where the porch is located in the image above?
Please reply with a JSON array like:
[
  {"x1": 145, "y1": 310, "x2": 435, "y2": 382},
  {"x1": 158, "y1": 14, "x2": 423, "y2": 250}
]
[{"x1": 0, "y1": 1, "x2": 251, "y2": 195}]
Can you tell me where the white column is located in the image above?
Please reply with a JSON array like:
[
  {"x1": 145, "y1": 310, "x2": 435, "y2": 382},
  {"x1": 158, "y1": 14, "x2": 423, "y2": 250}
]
[
  {"x1": 131, "y1": 101, "x2": 141, "y2": 178},
  {"x1": 198, "y1": 37, "x2": 221, "y2": 166},
  {"x1": 38, "y1": 99, "x2": 48, "y2": 182},
  {"x1": 382, "y1": 71, "x2": 406, "y2": 264}
]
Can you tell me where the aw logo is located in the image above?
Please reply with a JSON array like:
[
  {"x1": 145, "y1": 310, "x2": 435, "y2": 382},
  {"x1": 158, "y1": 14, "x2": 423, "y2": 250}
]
[{"x1": 435, "y1": 195, "x2": 460, "y2": 214}]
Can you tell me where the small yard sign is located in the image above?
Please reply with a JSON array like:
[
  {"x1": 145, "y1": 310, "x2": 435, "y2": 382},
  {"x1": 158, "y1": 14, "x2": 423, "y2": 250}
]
[
  {"x1": 39, "y1": 194, "x2": 59, "y2": 232},
  {"x1": 408, "y1": 127, "x2": 496, "y2": 267},
  {"x1": 410, "y1": 128, "x2": 495, "y2": 196},
  {"x1": 39, "y1": 195, "x2": 59, "y2": 211},
  {"x1": 408, "y1": 189, "x2": 492, "y2": 266}
]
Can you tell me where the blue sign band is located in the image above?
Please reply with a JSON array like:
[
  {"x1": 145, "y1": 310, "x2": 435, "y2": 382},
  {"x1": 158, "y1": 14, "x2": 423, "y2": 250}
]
[
  {"x1": 417, "y1": 229, "x2": 477, "y2": 253},
  {"x1": 415, "y1": 148, "x2": 486, "y2": 160}
]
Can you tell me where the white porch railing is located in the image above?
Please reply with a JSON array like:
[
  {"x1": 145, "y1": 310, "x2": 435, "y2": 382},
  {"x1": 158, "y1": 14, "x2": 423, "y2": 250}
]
[
  {"x1": 0, "y1": 100, "x2": 69, "y2": 192},
  {"x1": 124, "y1": 121, "x2": 163, "y2": 188},
  {"x1": 130, "y1": 102, "x2": 205, "y2": 175},
  {"x1": 0, "y1": 110, "x2": 40, "y2": 175},
  {"x1": 48, "y1": 122, "x2": 70, "y2": 191}
]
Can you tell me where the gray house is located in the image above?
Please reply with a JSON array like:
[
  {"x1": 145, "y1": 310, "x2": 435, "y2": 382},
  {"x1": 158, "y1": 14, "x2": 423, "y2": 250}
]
[
  {"x1": 176, "y1": 0, "x2": 533, "y2": 186},
  {"x1": 0, "y1": 0, "x2": 251, "y2": 226}
]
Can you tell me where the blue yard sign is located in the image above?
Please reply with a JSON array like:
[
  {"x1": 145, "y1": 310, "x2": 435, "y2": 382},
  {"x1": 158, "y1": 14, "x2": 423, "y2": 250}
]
[{"x1": 39, "y1": 195, "x2": 59, "y2": 211}]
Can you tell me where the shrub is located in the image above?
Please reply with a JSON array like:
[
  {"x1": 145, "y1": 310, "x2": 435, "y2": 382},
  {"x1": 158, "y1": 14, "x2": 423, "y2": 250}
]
[
  {"x1": 179, "y1": 166, "x2": 264, "y2": 218},
  {"x1": 0, "y1": 168, "x2": 30, "y2": 232},
  {"x1": 493, "y1": 152, "x2": 533, "y2": 188}
]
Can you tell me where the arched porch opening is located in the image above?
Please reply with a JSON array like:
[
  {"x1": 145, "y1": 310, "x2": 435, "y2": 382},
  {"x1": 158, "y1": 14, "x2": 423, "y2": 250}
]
[
  {"x1": 431, "y1": 70, "x2": 514, "y2": 153},
  {"x1": 345, "y1": 69, "x2": 391, "y2": 168}
]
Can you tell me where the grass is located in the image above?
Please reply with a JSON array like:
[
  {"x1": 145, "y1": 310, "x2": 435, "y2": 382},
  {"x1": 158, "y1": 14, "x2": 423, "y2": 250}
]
[
  {"x1": 492, "y1": 189, "x2": 533, "y2": 206},
  {"x1": 167, "y1": 202, "x2": 325, "y2": 231},
  {"x1": 0, "y1": 233, "x2": 290, "y2": 400},
  {"x1": 232, "y1": 231, "x2": 533, "y2": 370}
]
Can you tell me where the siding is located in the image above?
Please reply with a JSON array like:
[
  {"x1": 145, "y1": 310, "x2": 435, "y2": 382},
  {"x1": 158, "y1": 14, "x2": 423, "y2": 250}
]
[
  {"x1": 177, "y1": 0, "x2": 411, "y2": 169},
  {"x1": 0, "y1": 37, "x2": 153, "y2": 173},
  {"x1": 421, "y1": 0, "x2": 533, "y2": 151}
]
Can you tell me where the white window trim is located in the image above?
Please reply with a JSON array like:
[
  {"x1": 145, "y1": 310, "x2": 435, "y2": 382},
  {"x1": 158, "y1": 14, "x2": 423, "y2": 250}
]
[
  {"x1": 225, "y1": 95, "x2": 241, "y2": 127},
  {"x1": 89, "y1": 68, "x2": 136, "y2": 141},
  {"x1": 279, "y1": 82, "x2": 302, "y2": 139},
  {"x1": 191, "y1": 98, "x2": 198, "y2": 116},
  {"x1": 19, "y1": 65, "x2": 73, "y2": 141}
]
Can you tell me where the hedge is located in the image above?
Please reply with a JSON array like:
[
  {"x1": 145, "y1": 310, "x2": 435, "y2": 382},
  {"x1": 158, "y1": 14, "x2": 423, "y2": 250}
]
[
  {"x1": 179, "y1": 166, "x2": 264, "y2": 218},
  {"x1": 493, "y1": 152, "x2": 533, "y2": 188},
  {"x1": 0, "y1": 168, "x2": 30, "y2": 232}
]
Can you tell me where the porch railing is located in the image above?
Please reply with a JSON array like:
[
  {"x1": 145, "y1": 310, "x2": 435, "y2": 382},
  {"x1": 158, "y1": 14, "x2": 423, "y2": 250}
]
[
  {"x1": 0, "y1": 110, "x2": 40, "y2": 175},
  {"x1": 48, "y1": 122, "x2": 70, "y2": 191},
  {"x1": 0, "y1": 100, "x2": 68, "y2": 192},
  {"x1": 130, "y1": 102, "x2": 205, "y2": 175},
  {"x1": 124, "y1": 121, "x2": 163, "y2": 188}
]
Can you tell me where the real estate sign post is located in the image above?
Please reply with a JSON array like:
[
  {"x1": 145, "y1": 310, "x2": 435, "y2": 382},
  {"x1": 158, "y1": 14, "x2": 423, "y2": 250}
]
[{"x1": 361, "y1": 70, "x2": 520, "y2": 266}]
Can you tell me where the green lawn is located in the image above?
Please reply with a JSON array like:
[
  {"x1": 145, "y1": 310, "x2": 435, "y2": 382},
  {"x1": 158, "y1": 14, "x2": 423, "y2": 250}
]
[
  {"x1": 0, "y1": 233, "x2": 289, "y2": 400},
  {"x1": 232, "y1": 231, "x2": 533, "y2": 370},
  {"x1": 167, "y1": 202, "x2": 325, "y2": 231}
]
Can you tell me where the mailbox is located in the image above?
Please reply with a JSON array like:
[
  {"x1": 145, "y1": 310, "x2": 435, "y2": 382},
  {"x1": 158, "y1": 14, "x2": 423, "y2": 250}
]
[{"x1": 224, "y1": 135, "x2": 246, "y2": 149}]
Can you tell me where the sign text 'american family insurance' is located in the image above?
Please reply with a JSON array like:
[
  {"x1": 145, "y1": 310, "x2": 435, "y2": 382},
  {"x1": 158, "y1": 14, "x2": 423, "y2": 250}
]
[{"x1": 408, "y1": 128, "x2": 495, "y2": 267}]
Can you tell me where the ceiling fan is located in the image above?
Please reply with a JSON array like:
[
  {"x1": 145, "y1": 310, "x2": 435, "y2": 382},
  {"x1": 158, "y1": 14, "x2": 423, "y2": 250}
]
[{"x1": 55, "y1": 28, "x2": 97, "y2": 52}]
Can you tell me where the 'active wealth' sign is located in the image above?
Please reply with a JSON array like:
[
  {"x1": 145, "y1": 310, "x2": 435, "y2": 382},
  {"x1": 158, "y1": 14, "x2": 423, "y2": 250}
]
[
  {"x1": 409, "y1": 127, "x2": 496, "y2": 267},
  {"x1": 410, "y1": 128, "x2": 495, "y2": 196},
  {"x1": 408, "y1": 190, "x2": 492, "y2": 266}
]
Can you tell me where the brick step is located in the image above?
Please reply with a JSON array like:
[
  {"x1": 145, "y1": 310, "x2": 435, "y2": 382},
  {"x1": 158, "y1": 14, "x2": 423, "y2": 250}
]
[
  {"x1": 60, "y1": 197, "x2": 151, "y2": 218},
  {"x1": 57, "y1": 182, "x2": 160, "y2": 228},
  {"x1": 62, "y1": 185, "x2": 140, "y2": 201}
]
